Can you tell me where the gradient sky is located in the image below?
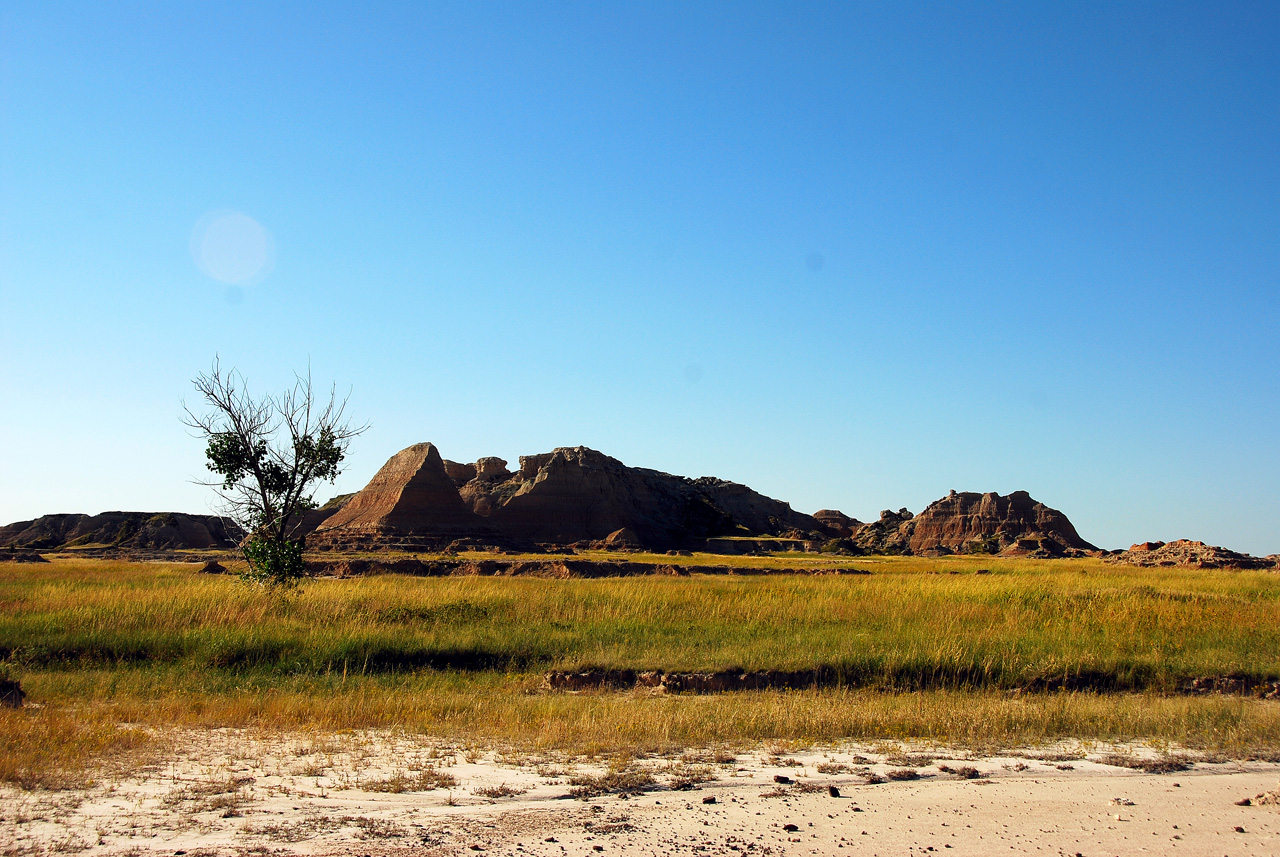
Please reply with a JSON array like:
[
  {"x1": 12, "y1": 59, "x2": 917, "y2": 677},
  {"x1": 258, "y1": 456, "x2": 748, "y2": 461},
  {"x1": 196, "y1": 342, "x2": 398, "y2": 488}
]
[{"x1": 2, "y1": 2, "x2": 1277, "y2": 553}]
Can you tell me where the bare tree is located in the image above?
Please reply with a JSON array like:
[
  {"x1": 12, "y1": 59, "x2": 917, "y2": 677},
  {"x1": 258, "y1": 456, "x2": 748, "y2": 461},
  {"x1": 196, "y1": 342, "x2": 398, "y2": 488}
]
[{"x1": 183, "y1": 359, "x2": 367, "y2": 587}]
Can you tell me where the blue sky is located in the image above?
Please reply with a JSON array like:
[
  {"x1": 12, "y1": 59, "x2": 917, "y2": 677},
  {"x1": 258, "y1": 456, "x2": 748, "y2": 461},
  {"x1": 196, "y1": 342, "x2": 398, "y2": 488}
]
[{"x1": 1, "y1": 2, "x2": 1277, "y2": 553}]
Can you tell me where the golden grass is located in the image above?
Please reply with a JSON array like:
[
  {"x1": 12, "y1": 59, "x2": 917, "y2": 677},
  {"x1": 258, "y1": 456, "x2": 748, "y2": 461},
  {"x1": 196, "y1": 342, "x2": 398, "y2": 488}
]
[
  {"x1": 2, "y1": 555, "x2": 1279, "y2": 789},
  {"x1": 3, "y1": 555, "x2": 1279, "y2": 685},
  {"x1": 0, "y1": 705, "x2": 153, "y2": 790},
  {"x1": 14, "y1": 667, "x2": 1280, "y2": 750}
]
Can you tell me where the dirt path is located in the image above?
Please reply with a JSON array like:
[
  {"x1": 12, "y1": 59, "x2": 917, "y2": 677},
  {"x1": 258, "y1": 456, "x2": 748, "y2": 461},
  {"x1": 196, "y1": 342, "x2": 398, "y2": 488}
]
[{"x1": 3, "y1": 730, "x2": 1278, "y2": 856}]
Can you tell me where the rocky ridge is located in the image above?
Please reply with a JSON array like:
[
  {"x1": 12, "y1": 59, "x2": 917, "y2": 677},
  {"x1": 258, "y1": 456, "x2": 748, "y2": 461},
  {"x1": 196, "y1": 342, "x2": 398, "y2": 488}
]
[{"x1": 0, "y1": 512, "x2": 242, "y2": 552}]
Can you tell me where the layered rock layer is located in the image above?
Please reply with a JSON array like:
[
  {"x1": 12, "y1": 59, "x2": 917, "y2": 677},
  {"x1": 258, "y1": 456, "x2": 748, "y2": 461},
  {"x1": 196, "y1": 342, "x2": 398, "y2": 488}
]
[{"x1": 908, "y1": 490, "x2": 1097, "y2": 555}]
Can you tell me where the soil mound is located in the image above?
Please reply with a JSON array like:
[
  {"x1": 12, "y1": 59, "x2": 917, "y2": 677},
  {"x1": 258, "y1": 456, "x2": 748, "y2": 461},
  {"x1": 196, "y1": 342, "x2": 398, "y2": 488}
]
[
  {"x1": 547, "y1": 669, "x2": 1280, "y2": 696},
  {"x1": 3, "y1": 550, "x2": 49, "y2": 563},
  {"x1": 303, "y1": 557, "x2": 869, "y2": 578},
  {"x1": 1107, "y1": 539, "x2": 1276, "y2": 570},
  {"x1": 545, "y1": 669, "x2": 835, "y2": 693},
  {"x1": 0, "y1": 512, "x2": 242, "y2": 551}
]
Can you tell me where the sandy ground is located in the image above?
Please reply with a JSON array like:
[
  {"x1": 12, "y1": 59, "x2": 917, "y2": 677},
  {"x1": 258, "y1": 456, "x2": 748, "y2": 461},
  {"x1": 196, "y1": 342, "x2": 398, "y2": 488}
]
[{"x1": 3, "y1": 730, "x2": 1279, "y2": 856}]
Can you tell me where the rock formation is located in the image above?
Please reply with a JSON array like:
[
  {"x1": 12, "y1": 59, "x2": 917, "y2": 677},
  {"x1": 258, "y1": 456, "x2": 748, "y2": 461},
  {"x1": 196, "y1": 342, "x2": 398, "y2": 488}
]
[
  {"x1": 485, "y1": 447, "x2": 733, "y2": 545},
  {"x1": 1107, "y1": 539, "x2": 1277, "y2": 570},
  {"x1": 314, "y1": 443, "x2": 827, "y2": 550},
  {"x1": 812, "y1": 510, "x2": 860, "y2": 537},
  {"x1": 907, "y1": 490, "x2": 1097, "y2": 556},
  {"x1": 0, "y1": 512, "x2": 242, "y2": 551},
  {"x1": 313, "y1": 443, "x2": 497, "y2": 546},
  {"x1": 813, "y1": 491, "x2": 1097, "y2": 558},
  {"x1": 848, "y1": 508, "x2": 918, "y2": 554}
]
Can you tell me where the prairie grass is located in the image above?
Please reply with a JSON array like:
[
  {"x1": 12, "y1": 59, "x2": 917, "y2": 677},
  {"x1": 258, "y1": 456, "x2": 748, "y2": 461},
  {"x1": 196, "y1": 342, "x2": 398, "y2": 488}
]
[
  {"x1": 3, "y1": 556, "x2": 1279, "y2": 687},
  {"x1": 0, "y1": 705, "x2": 152, "y2": 789},
  {"x1": 2, "y1": 555, "x2": 1280, "y2": 788}
]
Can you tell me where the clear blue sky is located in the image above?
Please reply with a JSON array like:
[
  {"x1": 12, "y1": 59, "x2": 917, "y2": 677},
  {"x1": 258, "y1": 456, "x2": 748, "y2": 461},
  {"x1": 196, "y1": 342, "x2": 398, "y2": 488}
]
[{"x1": 2, "y1": 2, "x2": 1277, "y2": 553}]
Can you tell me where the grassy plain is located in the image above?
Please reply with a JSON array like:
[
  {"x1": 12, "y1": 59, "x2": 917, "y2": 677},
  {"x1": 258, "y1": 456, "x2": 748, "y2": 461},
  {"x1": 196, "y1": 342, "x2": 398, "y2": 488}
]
[{"x1": 2, "y1": 553, "x2": 1280, "y2": 787}]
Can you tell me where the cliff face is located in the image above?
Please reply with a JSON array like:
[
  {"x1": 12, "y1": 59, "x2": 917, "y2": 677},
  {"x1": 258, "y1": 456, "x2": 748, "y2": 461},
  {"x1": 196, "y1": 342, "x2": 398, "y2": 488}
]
[{"x1": 314, "y1": 443, "x2": 826, "y2": 550}]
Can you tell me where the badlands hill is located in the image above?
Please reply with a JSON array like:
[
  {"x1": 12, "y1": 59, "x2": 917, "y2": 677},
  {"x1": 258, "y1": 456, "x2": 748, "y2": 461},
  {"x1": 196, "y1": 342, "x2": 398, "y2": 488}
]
[
  {"x1": 310, "y1": 443, "x2": 824, "y2": 551},
  {"x1": 308, "y1": 442, "x2": 1100, "y2": 557}
]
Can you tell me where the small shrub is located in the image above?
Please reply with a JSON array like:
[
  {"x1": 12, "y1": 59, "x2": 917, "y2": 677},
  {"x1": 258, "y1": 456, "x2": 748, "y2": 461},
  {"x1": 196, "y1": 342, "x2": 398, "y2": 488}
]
[
  {"x1": 667, "y1": 763, "x2": 715, "y2": 790},
  {"x1": 364, "y1": 767, "x2": 458, "y2": 793},
  {"x1": 473, "y1": 783, "x2": 527, "y2": 798},
  {"x1": 568, "y1": 763, "x2": 655, "y2": 798},
  {"x1": 1096, "y1": 754, "x2": 1191, "y2": 774},
  {"x1": 938, "y1": 764, "x2": 982, "y2": 779}
]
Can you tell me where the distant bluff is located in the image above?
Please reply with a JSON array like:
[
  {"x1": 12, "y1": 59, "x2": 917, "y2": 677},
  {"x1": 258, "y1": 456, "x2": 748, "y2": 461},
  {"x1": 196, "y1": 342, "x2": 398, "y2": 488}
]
[
  {"x1": 309, "y1": 442, "x2": 1098, "y2": 556},
  {"x1": 0, "y1": 512, "x2": 241, "y2": 551}
]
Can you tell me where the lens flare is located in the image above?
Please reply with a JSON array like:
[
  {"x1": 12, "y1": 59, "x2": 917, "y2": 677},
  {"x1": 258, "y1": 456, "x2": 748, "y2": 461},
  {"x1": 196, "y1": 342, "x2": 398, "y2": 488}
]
[{"x1": 190, "y1": 210, "x2": 274, "y2": 284}]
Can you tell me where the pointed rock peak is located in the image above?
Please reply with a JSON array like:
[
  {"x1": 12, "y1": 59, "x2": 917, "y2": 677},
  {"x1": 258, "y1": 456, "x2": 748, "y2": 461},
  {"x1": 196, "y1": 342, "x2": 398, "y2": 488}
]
[{"x1": 317, "y1": 442, "x2": 478, "y2": 533}]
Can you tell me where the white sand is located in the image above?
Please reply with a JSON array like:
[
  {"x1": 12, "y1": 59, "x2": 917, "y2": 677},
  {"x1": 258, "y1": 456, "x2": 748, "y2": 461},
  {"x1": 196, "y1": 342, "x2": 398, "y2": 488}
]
[{"x1": 3, "y1": 729, "x2": 1278, "y2": 856}]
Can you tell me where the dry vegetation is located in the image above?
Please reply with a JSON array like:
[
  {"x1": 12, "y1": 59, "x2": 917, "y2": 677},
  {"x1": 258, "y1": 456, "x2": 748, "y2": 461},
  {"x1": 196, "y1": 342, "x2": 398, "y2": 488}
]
[{"x1": 2, "y1": 554, "x2": 1279, "y2": 788}]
